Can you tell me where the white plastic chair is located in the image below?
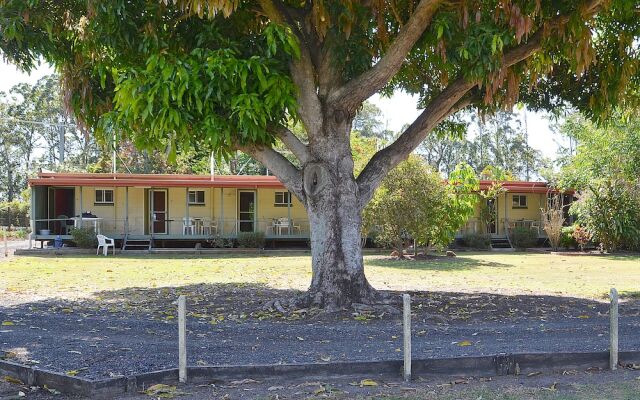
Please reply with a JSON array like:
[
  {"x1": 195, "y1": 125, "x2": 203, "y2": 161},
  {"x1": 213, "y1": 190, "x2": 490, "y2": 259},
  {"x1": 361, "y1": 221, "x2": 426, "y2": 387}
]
[
  {"x1": 96, "y1": 234, "x2": 115, "y2": 256},
  {"x1": 276, "y1": 217, "x2": 290, "y2": 235},
  {"x1": 182, "y1": 217, "x2": 195, "y2": 235},
  {"x1": 201, "y1": 218, "x2": 217, "y2": 235}
]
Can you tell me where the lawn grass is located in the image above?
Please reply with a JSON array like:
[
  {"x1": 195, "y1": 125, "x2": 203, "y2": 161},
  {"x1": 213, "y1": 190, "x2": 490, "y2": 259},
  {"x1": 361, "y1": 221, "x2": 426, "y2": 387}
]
[{"x1": 1, "y1": 252, "x2": 639, "y2": 304}]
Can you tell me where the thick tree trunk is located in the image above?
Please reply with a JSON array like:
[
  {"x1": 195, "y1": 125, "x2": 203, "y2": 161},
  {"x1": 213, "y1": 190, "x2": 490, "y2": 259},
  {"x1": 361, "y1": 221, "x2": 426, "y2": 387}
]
[
  {"x1": 299, "y1": 116, "x2": 377, "y2": 310},
  {"x1": 305, "y1": 175, "x2": 376, "y2": 309}
]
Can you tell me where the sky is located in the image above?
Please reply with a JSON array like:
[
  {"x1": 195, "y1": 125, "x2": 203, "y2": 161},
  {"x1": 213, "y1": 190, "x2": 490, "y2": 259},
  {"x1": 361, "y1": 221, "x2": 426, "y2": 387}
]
[{"x1": 1, "y1": 60, "x2": 564, "y2": 159}]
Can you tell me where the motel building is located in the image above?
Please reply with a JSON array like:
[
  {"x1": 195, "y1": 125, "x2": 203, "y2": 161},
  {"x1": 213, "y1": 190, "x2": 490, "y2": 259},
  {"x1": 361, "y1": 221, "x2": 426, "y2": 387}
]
[{"x1": 28, "y1": 172, "x2": 571, "y2": 250}]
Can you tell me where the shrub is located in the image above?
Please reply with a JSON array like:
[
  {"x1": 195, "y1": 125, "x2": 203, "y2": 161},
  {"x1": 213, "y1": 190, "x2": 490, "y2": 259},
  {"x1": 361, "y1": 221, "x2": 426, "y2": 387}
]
[
  {"x1": 237, "y1": 232, "x2": 266, "y2": 248},
  {"x1": 0, "y1": 200, "x2": 30, "y2": 227},
  {"x1": 570, "y1": 178, "x2": 640, "y2": 252},
  {"x1": 208, "y1": 236, "x2": 233, "y2": 248},
  {"x1": 461, "y1": 233, "x2": 491, "y2": 249},
  {"x1": 510, "y1": 227, "x2": 538, "y2": 249},
  {"x1": 70, "y1": 227, "x2": 98, "y2": 248},
  {"x1": 560, "y1": 226, "x2": 578, "y2": 249},
  {"x1": 572, "y1": 225, "x2": 592, "y2": 251}
]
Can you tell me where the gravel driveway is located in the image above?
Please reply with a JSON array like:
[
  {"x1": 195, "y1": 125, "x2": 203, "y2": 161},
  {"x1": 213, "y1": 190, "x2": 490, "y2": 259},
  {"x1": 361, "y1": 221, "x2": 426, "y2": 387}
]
[{"x1": 2, "y1": 286, "x2": 639, "y2": 380}]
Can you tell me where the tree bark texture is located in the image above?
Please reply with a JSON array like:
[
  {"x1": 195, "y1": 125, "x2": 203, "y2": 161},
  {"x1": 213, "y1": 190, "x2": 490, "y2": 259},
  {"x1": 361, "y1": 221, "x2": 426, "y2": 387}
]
[{"x1": 301, "y1": 117, "x2": 376, "y2": 309}]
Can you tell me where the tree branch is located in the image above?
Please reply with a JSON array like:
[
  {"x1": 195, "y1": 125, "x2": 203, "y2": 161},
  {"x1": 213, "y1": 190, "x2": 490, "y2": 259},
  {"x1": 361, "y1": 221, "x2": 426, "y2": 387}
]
[
  {"x1": 239, "y1": 143, "x2": 306, "y2": 201},
  {"x1": 328, "y1": 0, "x2": 444, "y2": 111},
  {"x1": 355, "y1": 16, "x2": 567, "y2": 207},
  {"x1": 258, "y1": 0, "x2": 324, "y2": 139},
  {"x1": 270, "y1": 125, "x2": 311, "y2": 164},
  {"x1": 356, "y1": 79, "x2": 476, "y2": 207}
]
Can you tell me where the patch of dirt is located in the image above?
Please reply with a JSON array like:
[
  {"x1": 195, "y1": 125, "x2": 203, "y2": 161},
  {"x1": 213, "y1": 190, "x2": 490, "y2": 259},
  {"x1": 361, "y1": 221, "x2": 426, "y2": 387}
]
[{"x1": 112, "y1": 367, "x2": 640, "y2": 399}]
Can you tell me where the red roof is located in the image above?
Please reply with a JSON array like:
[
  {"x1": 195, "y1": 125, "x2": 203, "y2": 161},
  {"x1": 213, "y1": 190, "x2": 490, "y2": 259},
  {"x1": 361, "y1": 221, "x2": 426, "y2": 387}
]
[
  {"x1": 30, "y1": 173, "x2": 564, "y2": 193},
  {"x1": 29, "y1": 172, "x2": 285, "y2": 188},
  {"x1": 477, "y1": 180, "x2": 558, "y2": 194}
]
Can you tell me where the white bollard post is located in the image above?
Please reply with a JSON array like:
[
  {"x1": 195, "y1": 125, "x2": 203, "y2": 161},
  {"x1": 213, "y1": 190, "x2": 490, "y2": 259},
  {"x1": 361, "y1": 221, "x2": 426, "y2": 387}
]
[
  {"x1": 610, "y1": 288, "x2": 619, "y2": 370},
  {"x1": 403, "y1": 293, "x2": 412, "y2": 382},
  {"x1": 3, "y1": 227, "x2": 8, "y2": 258},
  {"x1": 178, "y1": 295, "x2": 187, "y2": 383}
]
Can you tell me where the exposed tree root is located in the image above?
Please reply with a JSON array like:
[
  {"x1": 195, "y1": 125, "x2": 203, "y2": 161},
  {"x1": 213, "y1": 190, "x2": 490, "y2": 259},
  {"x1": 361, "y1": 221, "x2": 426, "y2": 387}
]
[{"x1": 262, "y1": 288, "x2": 403, "y2": 316}]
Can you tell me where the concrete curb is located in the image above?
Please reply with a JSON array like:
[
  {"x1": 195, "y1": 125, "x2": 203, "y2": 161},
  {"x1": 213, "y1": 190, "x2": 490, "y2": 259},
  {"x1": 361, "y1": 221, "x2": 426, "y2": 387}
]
[{"x1": 2, "y1": 351, "x2": 639, "y2": 398}]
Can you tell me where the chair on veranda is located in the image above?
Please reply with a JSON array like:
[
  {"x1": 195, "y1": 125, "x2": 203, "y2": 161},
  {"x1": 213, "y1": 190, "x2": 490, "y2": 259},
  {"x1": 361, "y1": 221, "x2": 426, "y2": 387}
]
[
  {"x1": 96, "y1": 234, "x2": 115, "y2": 256},
  {"x1": 182, "y1": 217, "x2": 195, "y2": 235}
]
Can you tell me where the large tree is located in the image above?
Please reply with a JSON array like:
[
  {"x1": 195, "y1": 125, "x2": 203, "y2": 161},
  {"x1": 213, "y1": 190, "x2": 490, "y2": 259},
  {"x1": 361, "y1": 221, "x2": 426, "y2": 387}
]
[{"x1": 1, "y1": 0, "x2": 638, "y2": 308}]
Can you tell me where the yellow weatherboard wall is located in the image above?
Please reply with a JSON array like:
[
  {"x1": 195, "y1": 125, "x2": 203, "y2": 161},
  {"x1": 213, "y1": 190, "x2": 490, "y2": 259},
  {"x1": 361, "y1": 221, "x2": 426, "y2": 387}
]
[{"x1": 67, "y1": 185, "x2": 308, "y2": 236}]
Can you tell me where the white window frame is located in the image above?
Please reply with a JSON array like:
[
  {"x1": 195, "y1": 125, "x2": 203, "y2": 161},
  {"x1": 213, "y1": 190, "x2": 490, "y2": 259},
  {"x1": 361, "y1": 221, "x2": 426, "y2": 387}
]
[
  {"x1": 95, "y1": 189, "x2": 114, "y2": 205},
  {"x1": 188, "y1": 190, "x2": 206, "y2": 205},
  {"x1": 274, "y1": 191, "x2": 292, "y2": 207},
  {"x1": 512, "y1": 194, "x2": 527, "y2": 209}
]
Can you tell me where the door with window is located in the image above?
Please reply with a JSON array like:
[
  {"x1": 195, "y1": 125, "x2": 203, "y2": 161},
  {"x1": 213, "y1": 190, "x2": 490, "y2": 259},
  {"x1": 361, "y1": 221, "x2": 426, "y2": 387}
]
[
  {"x1": 148, "y1": 189, "x2": 168, "y2": 234},
  {"x1": 238, "y1": 191, "x2": 255, "y2": 233}
]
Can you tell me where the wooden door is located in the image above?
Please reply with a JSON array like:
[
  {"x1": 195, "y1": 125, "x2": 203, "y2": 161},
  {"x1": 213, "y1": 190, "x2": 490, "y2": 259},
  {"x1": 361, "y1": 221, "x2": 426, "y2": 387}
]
[{"x1": 150, "y1": 190, "x2": 168, "y2": 234}]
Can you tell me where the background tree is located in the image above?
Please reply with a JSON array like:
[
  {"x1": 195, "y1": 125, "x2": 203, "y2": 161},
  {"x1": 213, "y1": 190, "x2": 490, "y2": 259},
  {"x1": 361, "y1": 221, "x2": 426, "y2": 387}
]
[
  {"x1": 363, "y1": 156, "x2": 445, "y2": 257},
  {"x1": 420, "y1": 110, "x2": 549, "y2": 179},
  {"x1": 2, "y1": 0, "x2": 638, "y2": 308},
  {"x1": 353, "y1": 101, "x2": 384, "y2": 139},
  {"x1": 363, "y1": 157, "x2": 478, "y2": 255},
  {"x1": 557, "y1": 111, "x2": 640, "y2": 251}
]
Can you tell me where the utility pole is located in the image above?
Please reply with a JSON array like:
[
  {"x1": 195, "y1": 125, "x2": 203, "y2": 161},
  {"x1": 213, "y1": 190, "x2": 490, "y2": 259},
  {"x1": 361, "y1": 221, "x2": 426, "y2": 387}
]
[
  {"x1": 112, "y1": 130, "x2": 117, "y2": 174},
  {"x1": 58, "y1": 124, "x2": 65, "y2": 165}
]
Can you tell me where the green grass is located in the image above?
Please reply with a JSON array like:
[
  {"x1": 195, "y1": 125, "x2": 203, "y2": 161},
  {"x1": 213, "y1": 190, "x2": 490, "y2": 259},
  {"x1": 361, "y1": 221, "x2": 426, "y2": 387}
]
[{"x1": 0, "y1": 252, "x2": 639, "y2": 303}]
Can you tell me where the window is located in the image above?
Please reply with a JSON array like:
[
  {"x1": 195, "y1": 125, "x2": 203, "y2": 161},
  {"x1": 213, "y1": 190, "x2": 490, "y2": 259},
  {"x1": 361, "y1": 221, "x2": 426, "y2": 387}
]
[
  {"x1": 274, "y1": 191, "x2": 292, "y2": 207},
  {"x1": 512, "y1": 194, "x2": 527, "y2": 208},
  {"x1": 95, "y1": 189, "x2": 114, "y2": 205},
  {"x1": 188, "y1": 190, "x2": 205, "y2": 205}
]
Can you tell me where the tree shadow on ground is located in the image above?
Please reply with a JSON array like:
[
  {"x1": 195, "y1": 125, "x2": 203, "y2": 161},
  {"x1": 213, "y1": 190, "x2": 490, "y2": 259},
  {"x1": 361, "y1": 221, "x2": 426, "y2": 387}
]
[
  {"x1": 364, "y1": 254, "x2": 511, "y2": 271},
  {"x1": 3, "y1": 281, "x2": 637, "y2": 326},
  {"x1": 3, "y1": 282, "x2": 639, "y2": 379}
]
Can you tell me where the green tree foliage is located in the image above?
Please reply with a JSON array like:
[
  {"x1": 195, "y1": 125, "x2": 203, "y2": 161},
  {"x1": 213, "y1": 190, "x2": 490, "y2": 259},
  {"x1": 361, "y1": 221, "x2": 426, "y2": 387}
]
[
  {"x1": 559, "y1": 112, "x2": 640, "y2": 251},
  {"x1": 2, "y1": 0, "x2": 638, "y2": 305},
  {"x1": 0, "y1": 74, "x2": 101, "y2": 202},
  {"x1": 558, "y1": 113, "x2": 640, "y2": 189},
  {"x1": 363, "y1": 157, "x2": 478, "y2": 254},
  {"x1": 570, "y1": 179, "x2": 640, "y2": 252}
]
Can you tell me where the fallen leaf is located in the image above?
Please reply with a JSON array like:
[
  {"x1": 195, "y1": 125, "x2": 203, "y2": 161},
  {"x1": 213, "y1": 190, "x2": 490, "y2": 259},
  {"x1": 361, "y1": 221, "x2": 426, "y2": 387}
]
[
  {"x1": 229, "y1": 378, "x2": 260, "y2": 386},
  {"x1": 1, "y1": 321, "x2": 15, "y2": 326},
  {"x1": 457, "y1": 340, "x2": 473, "y2": 347},
  {"x1": 66, "y1": 370, "x2": 80, "y2": 376},
  {"x1": 577, "y1": 315, "x2": 590, "y2": 319},
  {"x1": 144, "y1": 383, "x2": 181, "y2": 398},
  {"x1": 359, "y1": 379, "x2": 378, "y2": 387},
  {"x1": 3, "y1": 376, "x2": 23, "y2": 385}
]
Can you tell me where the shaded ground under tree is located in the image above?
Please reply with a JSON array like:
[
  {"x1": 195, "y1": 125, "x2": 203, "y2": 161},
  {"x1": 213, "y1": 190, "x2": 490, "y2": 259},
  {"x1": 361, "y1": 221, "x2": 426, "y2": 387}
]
[{"x1": 2, "y1": 282, "x2": 640, "y2": 380}]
